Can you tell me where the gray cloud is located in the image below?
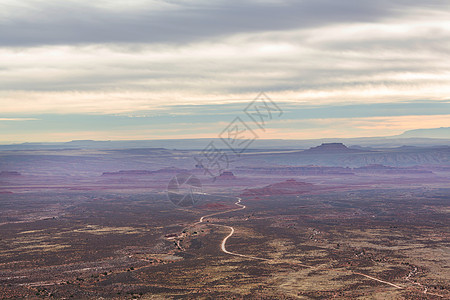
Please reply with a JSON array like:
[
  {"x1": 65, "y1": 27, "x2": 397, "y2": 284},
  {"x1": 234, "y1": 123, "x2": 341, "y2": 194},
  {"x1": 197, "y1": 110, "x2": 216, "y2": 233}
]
[
  {"x1": 0, "y1": 0, "x2": 446, "y2": 46},
  {"x1": 0, "y1": 0, "x2": 449, "y2": 116}
]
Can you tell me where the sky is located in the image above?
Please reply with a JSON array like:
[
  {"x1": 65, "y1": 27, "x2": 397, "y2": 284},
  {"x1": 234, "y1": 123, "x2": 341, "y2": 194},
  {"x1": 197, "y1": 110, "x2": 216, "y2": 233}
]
[{"x1": 0, "y1": 0, "x2": 449, "y2": 143}]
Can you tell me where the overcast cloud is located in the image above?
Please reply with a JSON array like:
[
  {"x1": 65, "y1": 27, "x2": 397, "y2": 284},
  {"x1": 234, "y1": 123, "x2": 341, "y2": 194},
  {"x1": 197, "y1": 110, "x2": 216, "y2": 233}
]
[
  {"x1": 2, "y1": 0, "x2": 441, "y2": 46},
  {"x1": 0, "y1": 0, "x2": 449, "y2": 141}
]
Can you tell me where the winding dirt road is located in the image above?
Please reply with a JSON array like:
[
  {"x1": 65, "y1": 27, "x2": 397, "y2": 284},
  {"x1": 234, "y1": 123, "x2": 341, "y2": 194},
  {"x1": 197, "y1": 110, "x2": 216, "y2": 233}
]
[
  {"x1": 193, "y1": 196, "x2": 444, "y2": 297},
  {"x1": 197, "y1": 198, "x2": 270, "y2": 261}
]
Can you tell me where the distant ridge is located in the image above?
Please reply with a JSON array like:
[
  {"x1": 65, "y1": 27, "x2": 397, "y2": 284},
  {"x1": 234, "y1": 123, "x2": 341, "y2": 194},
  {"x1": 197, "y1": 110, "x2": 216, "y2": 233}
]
[
  {"x1": 1, "y1": 128, "x2": 449, "y2": 150},
  {"x1": 398, "y1": 127, "x2": 450, "y2": 139}
]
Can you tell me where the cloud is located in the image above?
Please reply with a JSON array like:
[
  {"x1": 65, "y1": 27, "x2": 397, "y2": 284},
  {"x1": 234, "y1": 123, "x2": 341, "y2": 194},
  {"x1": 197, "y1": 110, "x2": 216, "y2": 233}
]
[
  {"x1": 0, "y1": 0, "x2": 406, "y2": 47},
  {"x1": 1, "y1": 101, "x2": 448, "y2": 143},
  {"x1": 2, "y1": 0, "x2": 449, "y2": 47},
  {"x1": 1, "y1": 21, "x2": 449, "y2": 114},
  {"x1": 1, "y1": 3, "x2": 448, "y2": 98},
  {"x1": 2, "y1": 113, "x2": 448, "y2": 142},
  {"x1": 0, "y1": 118, "x2": 38, "y2": 121},
  {"x1": 0, "y1": 1, "x2": 449, "y2": 141},
  {"x1": 258, "y1": 114, "x2": 450, "y2": 139}
]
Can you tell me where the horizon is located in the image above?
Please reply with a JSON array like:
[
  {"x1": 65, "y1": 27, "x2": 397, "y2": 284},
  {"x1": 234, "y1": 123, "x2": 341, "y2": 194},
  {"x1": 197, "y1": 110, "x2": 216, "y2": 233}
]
[{"x1": 1, "y1": 127, "x2": 450, "y2": 146}]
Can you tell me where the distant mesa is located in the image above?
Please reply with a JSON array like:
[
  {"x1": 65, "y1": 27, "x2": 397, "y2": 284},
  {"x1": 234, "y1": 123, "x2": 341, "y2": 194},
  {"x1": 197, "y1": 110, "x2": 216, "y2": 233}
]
[
  {"x1": 242, "y1": 179, "x2": 315, "y2": 197},
  {"x1": 216, "y1": 171, "x2": 236, "y2": 180},
  {"x1": 302, "y1": 143, "x2": 365, "y2": 154},
  {"x1": 0, "y1": 171, "x2": 21, "y2": 177}
]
